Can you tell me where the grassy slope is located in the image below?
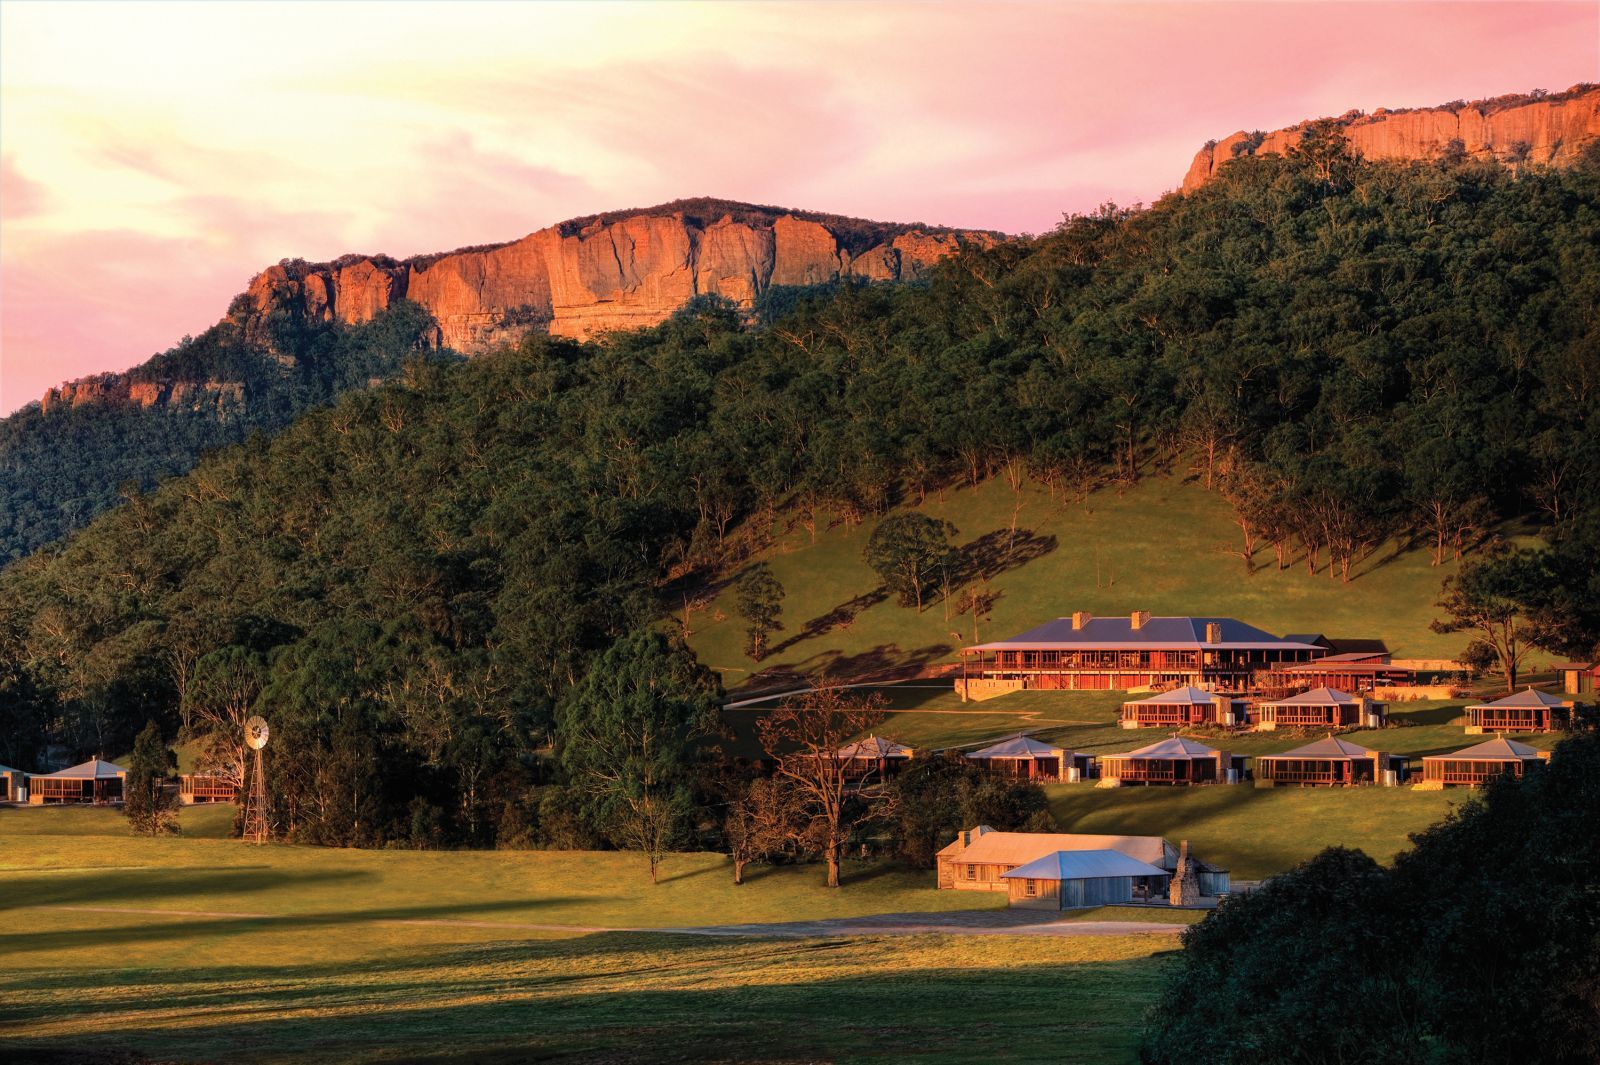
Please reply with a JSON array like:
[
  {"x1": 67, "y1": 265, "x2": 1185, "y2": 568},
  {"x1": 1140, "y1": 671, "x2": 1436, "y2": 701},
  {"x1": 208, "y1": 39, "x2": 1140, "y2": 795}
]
[
  {"x1": 689, "y1": 474, "x2": 1472, "y2": 689},
  {"x1": 0, "y1": 808, "x2": 1172, "y2": 1064}
]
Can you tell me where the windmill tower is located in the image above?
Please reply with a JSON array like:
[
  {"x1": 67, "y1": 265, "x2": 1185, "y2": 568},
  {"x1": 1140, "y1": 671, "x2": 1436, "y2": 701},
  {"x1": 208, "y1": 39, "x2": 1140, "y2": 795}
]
[{"x1": 242, "y1": 715, "x2": 271, "y2": 844}]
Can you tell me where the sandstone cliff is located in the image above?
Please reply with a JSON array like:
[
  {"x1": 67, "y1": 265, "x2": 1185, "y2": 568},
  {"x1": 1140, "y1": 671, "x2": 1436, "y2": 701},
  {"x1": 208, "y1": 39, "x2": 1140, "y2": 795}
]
[
  {"x1": 246, "y1": 198, "x2": 997, "y2": 354},
  {"x1": 40, "y1": 373, "x2": 245, "y2": 415},
  {"x1": 1182, "y1": 84, "x2": 1600, "y2": 191}
]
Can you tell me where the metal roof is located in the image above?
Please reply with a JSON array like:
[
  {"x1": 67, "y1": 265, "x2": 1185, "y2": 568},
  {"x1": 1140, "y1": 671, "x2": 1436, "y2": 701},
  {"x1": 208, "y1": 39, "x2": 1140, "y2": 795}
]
[
  {"x1": 34, "y1": 758, "x2": 127, "y2": 780},
  {"x1": 1467, "y1": 688, "x2": 1568, "y2": 710},
  {"x1": 1126, "y1": 686, "x2": 1231, "y2": 706},
  {"x1": 1001, "y1": 849, "x2": 1171, "y2": 881},
  {"x1": 967, "y1": 615, "x2": 1324, "y2": 653},
  {"x1": 1260, "y1": 686, "x2": 1361, "y2": 707},
  {"x1": 1259, "y1": 735, "x2": 1381, "y2": 761},
  {"x1": 937, "y1": 829, "x2": 1175, "y2": 869},
  {"x1": 967, "y1": 735, "x2": 1067, "y2": 759},
  {"x1": 1109, "y1": 735, "x2": 1219, "y2": 760},
  {"x1": 835, "y1": 736, "x2": 913, "y2": 759},
  {"x1": 1426, "y1": 737, "x2": 1542, "y2": 762}
]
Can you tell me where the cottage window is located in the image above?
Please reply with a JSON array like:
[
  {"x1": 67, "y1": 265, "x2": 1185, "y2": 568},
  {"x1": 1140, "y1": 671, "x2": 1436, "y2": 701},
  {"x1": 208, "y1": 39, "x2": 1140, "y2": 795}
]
[
  {"x1": 965, "y1": 864, "x2": 975, "y2": 880},
  {"x1": 1025, "y1": 879, "x2": 1037, "y2": 897}
]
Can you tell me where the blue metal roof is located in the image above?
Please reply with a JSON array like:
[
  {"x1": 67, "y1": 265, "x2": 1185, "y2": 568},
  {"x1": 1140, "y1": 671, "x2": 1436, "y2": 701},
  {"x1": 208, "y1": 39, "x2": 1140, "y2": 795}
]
[
  {"x1": 1001, "y1": 848, "x2": 1170, "y2": 881},
  {"x1": 971, "y1": 615, "x2": 1322, "y2": 652}
]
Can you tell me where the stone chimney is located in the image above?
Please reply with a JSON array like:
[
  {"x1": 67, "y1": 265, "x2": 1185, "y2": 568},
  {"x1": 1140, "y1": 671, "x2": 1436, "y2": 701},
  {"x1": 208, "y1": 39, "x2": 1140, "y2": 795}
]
[
  {"x1": 1072, "y1": 611, "x2": 1093, "y2": 630},
  {"x1": 1205, "y1": 621, "x2": 1222, "y2": 644},
  {"x1": 1371, "y1": 752, "x2": 1389, "y2": 786},
  {"x1": 1169, "y1": 839, "x2": 1202, "y2": 906},
  {"x1": 1130, "y1": 610, "x2": 1151, "y2": 630}
]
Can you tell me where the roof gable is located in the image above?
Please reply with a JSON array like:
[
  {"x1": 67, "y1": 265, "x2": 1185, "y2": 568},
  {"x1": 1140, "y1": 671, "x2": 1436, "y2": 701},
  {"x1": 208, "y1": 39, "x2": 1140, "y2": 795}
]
[
  {"x1": 1262, "y1": 686, "x2": 1359, "y2": 707},
  {"x1": 37, "y1": 758, "x2": 127, "y2": 779},
  {"x1": 1001, "y1": 848, "x2": 1170, "y2": 880},
  {"x1": 1126, "y1": 684, "x2": 1222, "y2": 700},
  {"x1": 836, "y1": 736, "x2": 913, "y2": 759},
  {"x1": 1263, "y1": 735, "x2": 1379, "y2": 760},
  {"x1": 1429, "y1": 737, "x2": 1541, "y2": 761},
  {"x1": 1116, "y1": 735, "x2": 1219, "y2": 759},
  {"x1": 939, "y1": 829, "x2": 1174, "y2": 868},
  {"x1": 967, "y1": 735, "x2": 1067, "y2": 759},
  {"x1": 1468, "y1": 688, "x2": 1567, "y2": 710},
  {"x1": 969, "y1": 615, "x2": 1322, "y2": 652}
]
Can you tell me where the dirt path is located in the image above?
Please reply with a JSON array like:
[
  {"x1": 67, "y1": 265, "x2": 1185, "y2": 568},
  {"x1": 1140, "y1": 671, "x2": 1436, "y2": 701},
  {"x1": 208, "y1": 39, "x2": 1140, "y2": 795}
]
[{"x1": 28, "y1": 904, "x2": 1186, "y2": 939}]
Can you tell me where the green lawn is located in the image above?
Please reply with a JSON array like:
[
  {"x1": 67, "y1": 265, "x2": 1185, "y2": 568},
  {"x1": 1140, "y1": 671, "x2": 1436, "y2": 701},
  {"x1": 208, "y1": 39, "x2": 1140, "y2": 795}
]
[
  {"x1": 689, "y1": 474, "x2": 1480, "y2": 692},
  {"x1": 0, "y1": 807, "x2": 1174, "y2": 1064},
  {"x1": 1045, "y1": 784, "x2": 1459, "y2": 880}
]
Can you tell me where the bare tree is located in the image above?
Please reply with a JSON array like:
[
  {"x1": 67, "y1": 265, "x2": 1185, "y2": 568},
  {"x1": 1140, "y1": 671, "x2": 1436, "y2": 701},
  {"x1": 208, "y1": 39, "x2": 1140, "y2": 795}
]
[
  {"x1": 723, "y1": 776, "x2": 804, "y2": 885},
  {"x1": 756, "y1": 682, "x2": 888, "y2": 888}
]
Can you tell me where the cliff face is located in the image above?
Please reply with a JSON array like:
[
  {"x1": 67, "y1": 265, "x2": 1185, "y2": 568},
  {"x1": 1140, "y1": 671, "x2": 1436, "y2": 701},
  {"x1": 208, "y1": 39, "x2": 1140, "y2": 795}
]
[
  {"x1": 246, "y1": 199, "x2": 995, "y2": 354},
  {"x1": 1183, "y1": 85, "x2": 1600, "y2": 191},
  {"x1": 40, "y1": 373, "x2": 245, "y2": 415}
]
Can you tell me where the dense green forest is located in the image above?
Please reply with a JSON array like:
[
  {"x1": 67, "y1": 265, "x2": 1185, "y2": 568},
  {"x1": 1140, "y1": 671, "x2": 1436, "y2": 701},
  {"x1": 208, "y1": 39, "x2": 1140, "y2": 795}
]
[
  {"x1": 0, "y1": 297, "x2": 445, "y2": 561},
  {"x1": 2, "y1": 128, "x2": 1598, "y2": 847}
]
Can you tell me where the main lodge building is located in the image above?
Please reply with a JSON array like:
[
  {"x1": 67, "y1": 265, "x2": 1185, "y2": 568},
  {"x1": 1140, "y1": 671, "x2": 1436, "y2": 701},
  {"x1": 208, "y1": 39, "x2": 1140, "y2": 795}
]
[{"x1": 963, "y1": 612, "x2": 1326, "y2": 693}]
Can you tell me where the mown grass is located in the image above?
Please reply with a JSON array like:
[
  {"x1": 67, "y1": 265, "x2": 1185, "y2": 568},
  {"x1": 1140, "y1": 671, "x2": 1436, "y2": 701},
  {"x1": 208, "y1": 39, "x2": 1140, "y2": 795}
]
[
  {"x1": 0, "y1": 923, "x2": 1174, "y2": 1064},
  {"x1": 0, "y1": 810, "x2": 1175, "y2": 1064},
  {"x1": 689, "y1": 474, "x2": 1475, "y2": 690}
]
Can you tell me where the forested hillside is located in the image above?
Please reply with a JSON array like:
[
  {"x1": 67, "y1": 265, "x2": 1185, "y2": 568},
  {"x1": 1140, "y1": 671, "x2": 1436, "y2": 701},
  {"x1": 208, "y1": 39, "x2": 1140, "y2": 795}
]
[
  {"x1": 3, "y1": 129, "x2": 1597, "y2": 847},
  {"x1": 0, "y1": 299, "x2": 445, "y2": 561}
]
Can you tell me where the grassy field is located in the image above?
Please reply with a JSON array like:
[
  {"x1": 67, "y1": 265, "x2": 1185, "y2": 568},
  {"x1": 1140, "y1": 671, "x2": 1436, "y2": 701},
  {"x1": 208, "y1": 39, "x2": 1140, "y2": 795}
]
[
  {"x1": 0, "y1": 806, "x2": 1177, "y2": 1064},
  {"x1": 688, "y1": 474, "x2": 1488, "y2": 691}
]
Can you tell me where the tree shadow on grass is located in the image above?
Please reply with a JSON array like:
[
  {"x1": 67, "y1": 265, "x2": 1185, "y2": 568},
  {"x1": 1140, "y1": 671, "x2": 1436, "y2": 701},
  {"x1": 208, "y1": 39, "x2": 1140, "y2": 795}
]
[
  {"x1": 0, "y1": 867, "x2": 368, "y2": 912},
  {"x1": 1, "y1": 896, "x2": 602, "y2": 955},
  {"x1": 765, "y1": 588, "x2": 889, "y2": 658},
  {"x1": 0, "y1": 941, "x2": 1165, "y2": 1065},
  {"x1": 951, "y1": 528, "x2": 1058, "y2": 585},
  {"x1": 1389, "y1": 705, "x2": 1465, "y2": 727}
]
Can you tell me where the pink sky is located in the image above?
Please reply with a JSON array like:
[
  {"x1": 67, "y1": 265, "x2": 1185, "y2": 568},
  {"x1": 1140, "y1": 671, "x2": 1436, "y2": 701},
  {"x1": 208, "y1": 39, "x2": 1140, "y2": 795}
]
[{"x1": 2, "y1": 1, "x2": 1596, "y2": 414}]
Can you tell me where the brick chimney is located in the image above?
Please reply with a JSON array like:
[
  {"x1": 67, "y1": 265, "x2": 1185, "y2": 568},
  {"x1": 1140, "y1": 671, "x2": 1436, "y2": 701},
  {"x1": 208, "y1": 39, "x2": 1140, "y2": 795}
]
[
  {"x1": 1072, "y1": 611, "x2": 1092, "y2": 630},
  {"x1": 1205, "y1": 621, "x2": 1222, "y2": 644},
  {"x1": 1130, "y1": 610, "x2": 1151, "y2": 630}
]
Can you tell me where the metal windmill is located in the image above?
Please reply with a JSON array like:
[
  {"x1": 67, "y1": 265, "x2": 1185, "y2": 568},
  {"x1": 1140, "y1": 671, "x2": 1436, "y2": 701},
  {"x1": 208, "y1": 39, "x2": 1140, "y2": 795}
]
[{"x1": 241, "y1": 715, "x2": 271, "y2": 844}]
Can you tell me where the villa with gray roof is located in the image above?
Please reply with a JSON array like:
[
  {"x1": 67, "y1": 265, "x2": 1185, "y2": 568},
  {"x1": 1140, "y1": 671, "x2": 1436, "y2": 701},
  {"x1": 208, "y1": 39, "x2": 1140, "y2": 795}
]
[
  {"x1": 1255, "y1": 735, "x2": 1406, "y2": 787},
  {"x1": 1464, "y1": 688, "x2": 1572, "y2": 733}
]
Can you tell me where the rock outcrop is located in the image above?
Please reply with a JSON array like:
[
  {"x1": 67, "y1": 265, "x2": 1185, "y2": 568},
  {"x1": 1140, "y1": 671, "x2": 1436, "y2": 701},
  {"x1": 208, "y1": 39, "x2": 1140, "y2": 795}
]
[
  {"x1": 246, "y1": 198, "x2": 996, "y2": 354},
  {"x1": 40, "y1": 374, "x2": 245, "y2": 415},
  {"x1": 1182, "y1": 84, "x2": 1600, "y2": 191}
]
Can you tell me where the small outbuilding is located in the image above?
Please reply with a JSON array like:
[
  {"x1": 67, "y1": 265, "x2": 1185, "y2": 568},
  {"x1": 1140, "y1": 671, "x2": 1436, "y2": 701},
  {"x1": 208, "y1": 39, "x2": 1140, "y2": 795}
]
[
  {"x1": 1255, "y1": 735, "x2": 1405, "y2": 787},
  {"x1": 937, "y1": 827, "x2": 1197, "y2": 895},
  {"x1": 27, "y1": 758, "x2": 127, "y2": 805},
  {"x1": 834, "y1": 736, "x2": 914, "y2": 782},
  {"x1": 1096, "y1": 735, "x2": 1242, "y2": 786},
  {"x1": 0, "y1": 764, "x2": 26, "y2": 803},
  {"x1": 179, "y1": 773, "x2": 236, "y2": 805},
  {"x1": 1253, "y1": 686, "x2": 1384, "y2": 731},
  {"x1": 1001, "y1": 849, "x2": 1171, "y2": 910},
  {"x1": 1464, "y1": 688, "x2": 1570, "y2": 733},
  {"x1": 1554, "y1": 662, "x2": 1597, "y2": 697},
  {"x1": 965, "y1": 735, "x2": 1086, "y2": 781},
  {"x1": 1119, "y1": 686, "x2": 1249, "y2": 729},
  {"x1": 1418, "y1": 736, "x2": 1549, "y2": 788}
]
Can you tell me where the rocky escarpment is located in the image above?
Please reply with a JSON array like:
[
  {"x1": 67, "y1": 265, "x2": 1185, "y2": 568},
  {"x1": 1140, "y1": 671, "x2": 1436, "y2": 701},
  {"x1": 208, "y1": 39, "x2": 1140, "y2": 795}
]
[
  {"x1": 40, "y1": 373, "x2": 245, "y2": 415},
  {"x1": 246, "y1": 198, "x2": 998, "y2": 354},
  {"x1": 1183, "y1": 84, "x2": 1600, "y2": 191}
]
